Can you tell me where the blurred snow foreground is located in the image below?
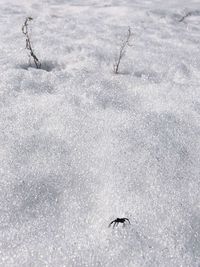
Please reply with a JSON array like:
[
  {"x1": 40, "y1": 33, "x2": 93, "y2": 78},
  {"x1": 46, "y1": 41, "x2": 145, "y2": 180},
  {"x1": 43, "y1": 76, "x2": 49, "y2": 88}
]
[{"x1": 0, "y1": 0, "x2": 200, "y2": 266}]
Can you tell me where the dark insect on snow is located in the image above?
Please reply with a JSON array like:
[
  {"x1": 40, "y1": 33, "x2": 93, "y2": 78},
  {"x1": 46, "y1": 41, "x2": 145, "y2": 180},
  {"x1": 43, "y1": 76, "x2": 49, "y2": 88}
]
[{"x1": 109, "y1": 218, "x2": 131, "y2": 228}]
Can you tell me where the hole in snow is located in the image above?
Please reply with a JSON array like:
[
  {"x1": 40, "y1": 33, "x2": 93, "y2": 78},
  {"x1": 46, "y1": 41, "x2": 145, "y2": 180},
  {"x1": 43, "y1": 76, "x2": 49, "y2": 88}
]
[{"x1": 19, "y1": 60, "x2": 59, "y2": 72}]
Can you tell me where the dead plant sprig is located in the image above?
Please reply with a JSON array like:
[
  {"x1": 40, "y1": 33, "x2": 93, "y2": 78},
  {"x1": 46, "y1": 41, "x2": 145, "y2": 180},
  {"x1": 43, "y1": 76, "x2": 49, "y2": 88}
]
[
  {"x1": 113, "y1": 27, "x2": 133, "y2": 74},
  {"x1": 22, "y1": 17, "x2": 41, "y2": 69}
]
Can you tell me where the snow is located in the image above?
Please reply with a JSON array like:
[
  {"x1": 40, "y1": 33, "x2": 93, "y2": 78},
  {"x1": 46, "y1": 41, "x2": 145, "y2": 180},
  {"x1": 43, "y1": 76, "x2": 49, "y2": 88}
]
[{"x1": 0, "y1": 0, "x2": 200, "y2": 266}]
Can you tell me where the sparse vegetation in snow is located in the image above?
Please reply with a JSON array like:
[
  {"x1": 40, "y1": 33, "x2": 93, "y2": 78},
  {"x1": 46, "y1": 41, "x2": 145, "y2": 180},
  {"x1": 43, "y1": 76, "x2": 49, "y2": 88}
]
[
  {"x1": 22, "y1": 17, "x2": 41, "y2": 69},
  {"x1": 113, "y1": 27, "x2": 133, "y2": 74}
]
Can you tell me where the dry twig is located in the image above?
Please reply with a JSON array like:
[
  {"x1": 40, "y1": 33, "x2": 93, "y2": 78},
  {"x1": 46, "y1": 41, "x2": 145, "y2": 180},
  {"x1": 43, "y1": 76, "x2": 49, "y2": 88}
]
[
  {"x1": 113, "y1": 27, "x2": 133, "y2": 74},
  {"x1": 22, "y1": 17, "x2": 41, "y2": 69},
  {"x1": 179, "y1": 12, "x2": 192, "y2": 22}
]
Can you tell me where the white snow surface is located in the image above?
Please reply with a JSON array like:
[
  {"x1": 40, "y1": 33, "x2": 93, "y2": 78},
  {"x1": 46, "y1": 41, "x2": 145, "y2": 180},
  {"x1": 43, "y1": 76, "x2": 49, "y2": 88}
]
[{"x1": 0, "y1": 0, "x2": 200, "y2": 266}]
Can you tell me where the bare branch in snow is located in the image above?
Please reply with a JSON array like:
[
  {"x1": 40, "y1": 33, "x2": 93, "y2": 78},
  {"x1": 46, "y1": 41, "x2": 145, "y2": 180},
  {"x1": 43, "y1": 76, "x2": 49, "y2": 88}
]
[
  {"x1": 22, "y1": 17, "x2": 41, "y2": 69},
  {"x1": 113, "y1": 27, "x2": 133, "y2": 74},
  {"x1": 179, "y1": 11, "x2": 193, "y2": 22}
]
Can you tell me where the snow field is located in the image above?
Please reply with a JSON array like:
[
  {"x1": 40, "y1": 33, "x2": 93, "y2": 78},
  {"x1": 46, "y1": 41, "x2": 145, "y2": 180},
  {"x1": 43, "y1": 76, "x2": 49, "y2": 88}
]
[{"x1": 0, "y1": 0, "x2": 200, "y2": 266}]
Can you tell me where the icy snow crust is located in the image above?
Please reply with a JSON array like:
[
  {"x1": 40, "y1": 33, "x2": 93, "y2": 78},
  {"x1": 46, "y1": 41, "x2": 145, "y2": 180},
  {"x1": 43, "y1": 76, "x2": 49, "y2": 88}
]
[{"x1": 0, "y1": 0, "x2": 200, "y2": 266}]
